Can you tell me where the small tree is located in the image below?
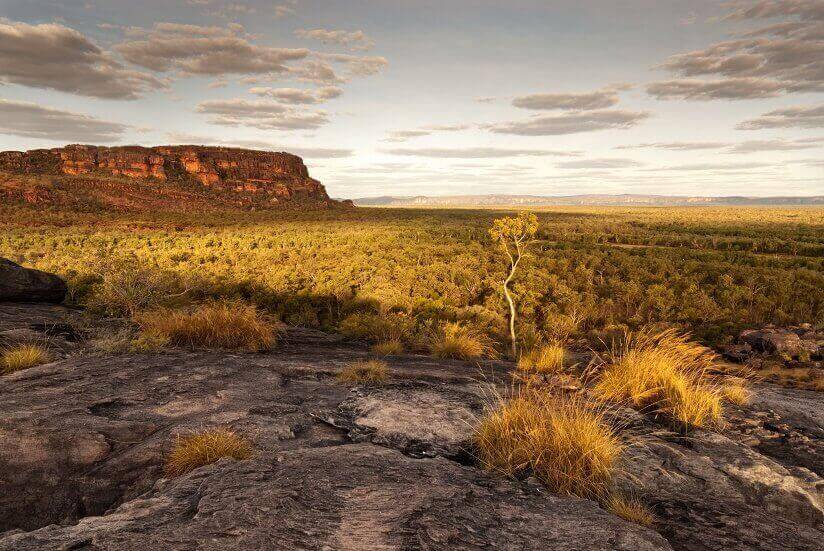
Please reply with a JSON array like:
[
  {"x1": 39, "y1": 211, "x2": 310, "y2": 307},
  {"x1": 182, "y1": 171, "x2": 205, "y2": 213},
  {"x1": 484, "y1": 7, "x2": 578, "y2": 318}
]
[{"x1": 489, "y1": 212, "x2": 538, "y2": 357}]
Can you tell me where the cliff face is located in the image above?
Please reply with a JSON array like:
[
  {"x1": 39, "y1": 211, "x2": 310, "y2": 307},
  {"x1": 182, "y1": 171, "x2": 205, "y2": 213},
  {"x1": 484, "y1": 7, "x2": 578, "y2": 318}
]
[{"x1": 0, "y1": 145, "x2": 343, "y2": 210}]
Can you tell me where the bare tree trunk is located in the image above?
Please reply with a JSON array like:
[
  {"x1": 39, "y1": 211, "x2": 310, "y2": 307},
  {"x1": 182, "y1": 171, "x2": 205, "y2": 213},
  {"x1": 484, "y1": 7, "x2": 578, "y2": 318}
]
[{"x1": 503, "y1": 244, "x2": 522, "y2": 358}]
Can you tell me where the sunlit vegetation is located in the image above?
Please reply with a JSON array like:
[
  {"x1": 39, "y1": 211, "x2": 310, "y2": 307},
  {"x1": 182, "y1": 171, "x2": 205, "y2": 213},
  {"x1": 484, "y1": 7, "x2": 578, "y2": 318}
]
[
  {"x1": 430, "y1": 322, "x2": 496, "y2": 360},
  {"x1": 1, "y1": 206, "x2": 822, "y2": 357},
  {"x1": 371, "y1": 340, "x2": 404, "y2": 356},
  {"x1": 1, "y1": 344, "x2": 50, "y2": 374},
  {"x1": 594, "y1": 328, "x2": 745, "y2": 430},
  {"x1": 518, "y1": 343, "x2": 566, "y2": 373},
  {"x1": 604, "y1": 494, "x2": 655, "y2": 527},
  {"x1": 337, "y1": 359, "x2": 389, "y2": 384},
  {"x1": 165, "y1": 428, "x2": 253, "y2": 477},
  {"x1": 135, "y1": 301, "x2": 278, "y2": 351},
  {"x1": 476, "y1": 390, "x2": 622, "y2": 500}
]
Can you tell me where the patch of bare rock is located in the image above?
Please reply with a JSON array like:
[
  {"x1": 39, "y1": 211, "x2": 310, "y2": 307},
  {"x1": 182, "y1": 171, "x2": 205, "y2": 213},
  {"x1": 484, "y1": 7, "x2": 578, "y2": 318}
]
[{"x1": 1, "y1": 303, "x2": 823, "y2": 550}]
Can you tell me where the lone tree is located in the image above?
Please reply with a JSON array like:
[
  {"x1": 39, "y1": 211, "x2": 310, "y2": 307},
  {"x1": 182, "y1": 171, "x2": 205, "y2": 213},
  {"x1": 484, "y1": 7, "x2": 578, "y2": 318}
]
[{"x1": 489, "y1": 211, "x2": 538, "y2": 357}]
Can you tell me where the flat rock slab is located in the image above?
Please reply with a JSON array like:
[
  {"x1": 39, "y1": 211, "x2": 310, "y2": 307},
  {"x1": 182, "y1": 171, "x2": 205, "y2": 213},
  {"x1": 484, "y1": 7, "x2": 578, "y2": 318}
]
[{"x1": 0, "y1": 444, "x2": 671, "y2": 551}]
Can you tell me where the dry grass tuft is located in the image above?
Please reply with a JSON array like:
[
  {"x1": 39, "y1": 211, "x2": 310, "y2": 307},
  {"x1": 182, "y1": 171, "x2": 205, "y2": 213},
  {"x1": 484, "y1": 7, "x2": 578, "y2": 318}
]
[
  {"x1": 476, "y1": 390, "x2": 622, "y2": 500},
  {"x1": 2, "y1": 344, "x2": 51, "y2": 374},
  {"x1": 371, "y1": 340, "x2": 404, "y2": 356},
  {"x1": 431, "y1": 322, "x2": 496, "y2": 360},
  {"x1": 338, "y1": 359, "x2": 389, "y2": 384},
  {"x1": 518, "y1": 343, "x2": 565, "y2": 373},
  {"x1": 135, "y1": 301, "x2": 278, "y2": 351},
  {"x1": 594, "y1": 328, "x2": 741, "y2": 430},
  {"x1": 165, "y1": 428, "x2": 253, "y2": 477},
  {"x1": 722, "y1": 379, "x2": 751, "y2": 405},
  {"x1": 604, "y1": 494, "x2": 655, "y2": 526}
]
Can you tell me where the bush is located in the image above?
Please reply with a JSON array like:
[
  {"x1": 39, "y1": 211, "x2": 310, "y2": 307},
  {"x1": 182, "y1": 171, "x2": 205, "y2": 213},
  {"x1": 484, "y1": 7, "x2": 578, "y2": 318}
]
[
  {"x1": 430, "y1": 322, "x2": 496, "y2": 360},
  {"x1": 165, "y1": 428, "x2": 253, "y2": 477},
  {"x1": 476, "y1": 391, "x2": 622, "y2": 500},
  {"x1": 594, "y1": 328, "x2": 739, "y2": 430},
  {"x1": 84, "y1": 256, "x2": 181, "y2": 317},
  {"x1": 371, "y1": 340, "x2": 403, "y2": 356},
  {"x1": 518, "y1": 343, "x2": 565, "y2": 373},
  {"x1": 135, "y1": 301, "x2": 278, "y2": 351},
  {"x1": 339, "y1": 311, "x2": 415, "y2": 345},
  {"x1": 604, "y1": 494, "x2": 654, "y2": 526},
  {"x1": 337, "y1": 359, "x2": 389, "y2": 384},
  {"x1": 1, "y1": 344, "x2": 50, "y2": 374}
]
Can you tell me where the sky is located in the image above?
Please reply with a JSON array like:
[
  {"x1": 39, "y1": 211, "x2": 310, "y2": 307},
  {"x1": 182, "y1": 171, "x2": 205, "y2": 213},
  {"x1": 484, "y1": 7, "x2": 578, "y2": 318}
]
[{"x1": 0, "y1": 0, "x2": 822, "y2": 198}]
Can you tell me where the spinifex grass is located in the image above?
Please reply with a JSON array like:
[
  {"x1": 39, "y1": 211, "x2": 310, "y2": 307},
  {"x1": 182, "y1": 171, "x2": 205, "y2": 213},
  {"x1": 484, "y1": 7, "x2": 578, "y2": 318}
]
[{"x1": 165, "y1": 428, "x2": 253, "y2": 477}]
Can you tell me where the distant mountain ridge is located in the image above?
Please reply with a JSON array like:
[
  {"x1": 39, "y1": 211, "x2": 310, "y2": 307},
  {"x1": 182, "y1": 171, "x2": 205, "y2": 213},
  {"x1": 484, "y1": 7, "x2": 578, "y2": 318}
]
[{"x1": 353, "y1": 194, "x2": 824, "y2": 207}]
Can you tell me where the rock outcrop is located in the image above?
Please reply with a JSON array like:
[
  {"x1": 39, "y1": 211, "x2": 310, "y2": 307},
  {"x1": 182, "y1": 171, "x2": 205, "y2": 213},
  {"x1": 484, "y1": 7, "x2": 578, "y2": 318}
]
[
  {"x1": 0, "y1": 145, "x2": 343, "y2": 210},
  {"x1": 0, "y1": 259, "x2": 67, "y2": 303},
  {"x1": 0, "y1": 304, "x2": 821, "y2": 550}
]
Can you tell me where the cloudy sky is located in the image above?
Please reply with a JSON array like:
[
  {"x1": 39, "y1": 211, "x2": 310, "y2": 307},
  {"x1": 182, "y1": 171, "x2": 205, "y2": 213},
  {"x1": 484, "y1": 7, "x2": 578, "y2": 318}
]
[{"x1": 0, "y1": 0, "x2": 822, "y2": 198}]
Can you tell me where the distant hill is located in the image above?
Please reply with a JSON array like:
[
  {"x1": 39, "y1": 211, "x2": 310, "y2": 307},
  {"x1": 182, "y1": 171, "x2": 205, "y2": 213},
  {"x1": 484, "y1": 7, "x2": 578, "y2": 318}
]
[
  {"x1": 0, "y1": 144, "x2": 350, "y2": 212},
  {"x1": 353, "y1": 194, "x2": 824, "y2": 207}
]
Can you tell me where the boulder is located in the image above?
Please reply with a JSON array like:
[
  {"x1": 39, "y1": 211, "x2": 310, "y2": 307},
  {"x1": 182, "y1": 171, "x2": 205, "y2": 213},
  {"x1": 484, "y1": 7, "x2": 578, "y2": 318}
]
[
  {"x1": 0, "y1": 259, "x2": 67, "y2": 303},
  {"x1": 740, "y1": 328, "x2": 805, "y2": 357}
]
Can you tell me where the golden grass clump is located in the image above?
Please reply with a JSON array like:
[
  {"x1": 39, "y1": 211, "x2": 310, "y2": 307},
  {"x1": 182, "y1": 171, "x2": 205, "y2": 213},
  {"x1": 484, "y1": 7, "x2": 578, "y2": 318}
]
[
  {"x1": 518, "y1": 343, "x2": 565, "y2": 373},
  {"x1": 1, "y1": 344, "x2": 50, "y2": 374},
  {"x1": 371, "y1": 340, "x2": 404, "y2": 356},
  {"x1": 476, "y1": 391, "x2": 622, "y2": 500},
  {"x1": 135, "y1": 301, "x2": 277, "y2": 351},
  {"x1": 431, "y1": 322, "x2": 495, "y2": 360},
  {"x1": 339, "y1": 311, "x2": 415, "y2": 345},
  {"x1": 165, "y1": 428, "x2": 253, "y2": 477},
  {"x1": 722, "y1": 379, "x2": 751, "y2": 405},
  {"x1": 604, "y1": 494, "x2": 655, "y2": 527},
  {"x1": 594, "y1": 328, "x2": 737, "y2": 430},
  {"x1": 337, "y1": 359, "x2": 389, "y2": 384}
]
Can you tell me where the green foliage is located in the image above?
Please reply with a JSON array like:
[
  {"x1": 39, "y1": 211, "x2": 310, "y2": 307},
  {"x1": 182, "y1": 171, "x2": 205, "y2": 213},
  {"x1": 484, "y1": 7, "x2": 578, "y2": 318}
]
[{"x1": 1, "y1": 205, "x2": 822, "y2": 350}]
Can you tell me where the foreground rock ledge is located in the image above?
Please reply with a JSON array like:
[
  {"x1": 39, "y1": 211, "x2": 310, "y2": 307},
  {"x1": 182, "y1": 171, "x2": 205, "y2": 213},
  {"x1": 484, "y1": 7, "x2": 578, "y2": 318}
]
[
  {"x1": 0, "y1": 304, "x2": 822, "y2": 550},
  {"x1": 0, "y1": 445, "x2": 669, "y2": 550}
]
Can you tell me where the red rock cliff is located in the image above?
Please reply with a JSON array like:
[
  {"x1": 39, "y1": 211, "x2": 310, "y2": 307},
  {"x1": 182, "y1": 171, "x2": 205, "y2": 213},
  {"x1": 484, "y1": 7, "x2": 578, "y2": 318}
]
[{"x1": 0, "y1": 144, "x2": 338, "y2": 206}]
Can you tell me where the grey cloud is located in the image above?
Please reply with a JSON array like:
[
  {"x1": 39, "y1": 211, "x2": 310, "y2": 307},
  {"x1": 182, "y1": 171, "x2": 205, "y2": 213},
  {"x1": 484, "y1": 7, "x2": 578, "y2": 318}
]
[
  {"x1": 646, "y1": 78, "x2": 784, "y2": 100},
  {"x1": 557, "y1": 158, "x2": 643, "y2": 169},
  {"x1": 0, "y1": 20, "x2": 165, "y2": 99},
  {"x1": 0, "y1": 99, "x2": 128, "y2": 141},
  {"x1": 114, "y1": 23, "x2": 309, "y2": 75},
  {"x1": 616, "y1": 142, "x2": 729, "y2": 150},
  {"x1": 295, "y1": 28, "x2": 375, "y2": 51},
  {"x1": 650, "y1": 1, "x2": 824, "y2": 100},
  {"x1": 196, "y1": 99, "x2": 329, "y2": 130},
  {"x1": 383, "y1": 124, "x2": 470, "y2": 143},
  {"x1": 728, "y1": 139, "x2": 820, "y2": 153},
  {"x1": 248, "y1": 85, "x2": 342, "y2": 104},
  {"x1": 512, "y1": 87, "x2": 620, "y2": 111},
  {"x1": 320, "y1": 53, "x2": 388, "y2": 78},
  {"x1": 644, "y1": 162, "x2": 776, "y2": 171},
  {"x1": 383, "y1": 147, "x2": 582, "y2": 158},
  {"x1": 737, "y1": 104, "x2": 824, "y2": 129},
  {"x1": 486, "y1": 110, "x2": 650, "y2": 136}
]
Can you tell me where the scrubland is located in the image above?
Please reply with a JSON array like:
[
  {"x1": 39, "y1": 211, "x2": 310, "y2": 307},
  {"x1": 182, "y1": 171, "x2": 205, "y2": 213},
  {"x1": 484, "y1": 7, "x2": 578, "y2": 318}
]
[{"x1": 2, "y1": 205, "x2": 821, "y2": 354}]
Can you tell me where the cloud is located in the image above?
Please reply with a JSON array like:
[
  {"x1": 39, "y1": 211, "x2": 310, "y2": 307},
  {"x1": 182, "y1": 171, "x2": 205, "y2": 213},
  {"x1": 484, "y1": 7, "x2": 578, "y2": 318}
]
[
  {"x1": 248, "y1": 85, "x2": 342, "y2": 104},
  {"x1": 616, "y1": 141, "x2": 729, "y2": 150},
  {"x1": 646, "y1": 77, "x2": 784, "y2": 100},
  {"x1": 643, "y1": 162, "x2": 776, "y2": 171},
  {"x1": 0, "y1": 19, "x2": 165, "y2": 99},
  {"x1": 165, "y1": 132, "x2": 352, "y2": 158},
  {"x1": 114, "y1": 22, "x2": 309, "y2": 75},
  {"x1": 649, "y1": 1, "x2": 824, "y2": 100},
  {"x1": 512, "y1": 86, "x2": 624, "y2": 111},
  {"x1": 0, "y1": 99, "x2": 128, "y2": 141},
  {"x1": 474, "y1": 96, "x2": 496, "y2": 103},
  {"x1": 196, "y1": 99, "x2": 329, "y2": 130},
  {"x1": 486, "y1": 110, "x2": 650, "y2": 136},
  {"x1": 383, "y1": 124, "x2": 470, "y2": 142},
  {"x1": 728, "y1": 139, "x2": 821, "y2": 153},
  {"x1": 737, "y1": 104, "x2": 824, "y2": 129},
  {"x1": 295, "y1": 28, "x2": 375, "y2": 52},
  {"x1": 557, "y1": 158, "x2": 644, "y2": 169},
  {"x1": 383, "y1": 147, "x2": 582, "y2": 158}
]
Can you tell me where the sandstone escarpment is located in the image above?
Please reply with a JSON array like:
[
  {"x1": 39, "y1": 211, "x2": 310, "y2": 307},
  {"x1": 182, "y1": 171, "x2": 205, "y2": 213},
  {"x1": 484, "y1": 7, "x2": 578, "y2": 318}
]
[{"x1": 0, "y1": 145, "x2": 342, "y2": 210}]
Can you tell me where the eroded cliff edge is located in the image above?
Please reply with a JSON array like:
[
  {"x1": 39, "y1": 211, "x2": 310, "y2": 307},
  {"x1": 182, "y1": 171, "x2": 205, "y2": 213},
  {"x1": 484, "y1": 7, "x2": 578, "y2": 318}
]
[{"x1": 0, "y1": 145, "x2": 348, "y2": 210}]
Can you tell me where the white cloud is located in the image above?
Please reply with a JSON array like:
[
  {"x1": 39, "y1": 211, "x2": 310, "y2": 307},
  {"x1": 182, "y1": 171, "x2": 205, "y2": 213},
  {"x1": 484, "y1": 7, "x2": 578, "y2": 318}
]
[
  {"x1": 295, "y1": 28, "x2": 375, "y2": 52},
  {"x1": 486, "y1": 110, "x2": 650, "y2": 136},
  {"x1": 0, "y1": 99, "x2": 128, "y2": 141}
]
